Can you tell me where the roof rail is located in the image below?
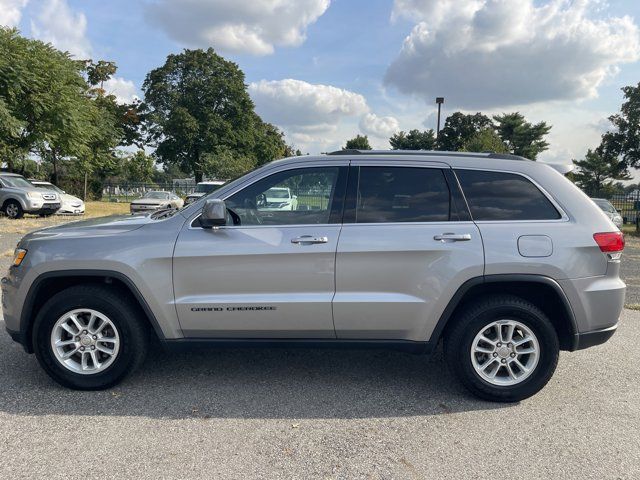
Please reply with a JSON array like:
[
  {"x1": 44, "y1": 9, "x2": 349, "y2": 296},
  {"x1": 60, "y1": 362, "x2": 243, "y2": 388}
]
[{"x1": 326, "y1": 149, "x2": 528, "y2": 160}]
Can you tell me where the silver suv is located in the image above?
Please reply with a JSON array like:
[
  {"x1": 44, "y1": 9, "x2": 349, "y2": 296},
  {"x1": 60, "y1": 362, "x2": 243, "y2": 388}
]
[
  {"x1": 1, "y1": 151, "x2": 625, "y2": 401},
  {"x1": 0, "y1": 173, "x2": 60, "y2": 218}
]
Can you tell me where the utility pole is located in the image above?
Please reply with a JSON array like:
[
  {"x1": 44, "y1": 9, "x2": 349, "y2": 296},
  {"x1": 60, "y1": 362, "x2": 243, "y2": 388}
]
[{"x1": 436, "y1": 97, "x2": 444, "y2": 138}]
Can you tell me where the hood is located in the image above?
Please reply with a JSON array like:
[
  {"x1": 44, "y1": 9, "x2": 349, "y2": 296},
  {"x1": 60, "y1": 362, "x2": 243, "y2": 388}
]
[
  {"x1": 187, "y1": 192, "x2": 206, "y2": 198},
  {"x1": 21, "y1": 214, "x2": 150, "y2": 242},
  {"x1": 131, "y1": 197, "x2": 168, "y2": 205},
  {"x1": 61, "y1": 193, "x2": 83, "y2": 204}
]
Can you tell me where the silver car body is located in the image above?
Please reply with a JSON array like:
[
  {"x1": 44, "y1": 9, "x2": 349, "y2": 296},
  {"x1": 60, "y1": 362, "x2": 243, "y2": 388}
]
[
  {"x1": 130, "y1": 191, "x2": 184, "y2": 214},
  {"x1": 0, "y1": 173, "x2": 60, "y2": 215},
  {"x1": 2, "y1": 152, "x2": 625, "y2": 353}
]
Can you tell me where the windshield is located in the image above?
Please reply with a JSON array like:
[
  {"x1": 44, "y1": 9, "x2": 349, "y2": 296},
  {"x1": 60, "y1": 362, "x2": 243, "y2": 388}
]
[
  {"x1": 195, "y1": 183, "x2": 222, "y2": 194},
  {"x1": 1, "y1": 175, "x2": 33, "y2": 188},
  {"x1": 35, "y1": 183, "x2": 63, "y2": 193},
  {"x1": 143, "y1": 191, "x2": 169, "y2": 199},
  {"x1": 593, "y1": 199, "x2": 616, "y2": 213},
  {"x1": 267, "y1": 188, "x2": 290, "y2": 199}
]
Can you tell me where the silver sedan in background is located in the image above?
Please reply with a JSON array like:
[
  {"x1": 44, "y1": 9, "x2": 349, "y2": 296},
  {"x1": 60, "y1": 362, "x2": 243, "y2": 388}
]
[{"x1": 130, "y1": 191, "x2": 184, "y2": 214}]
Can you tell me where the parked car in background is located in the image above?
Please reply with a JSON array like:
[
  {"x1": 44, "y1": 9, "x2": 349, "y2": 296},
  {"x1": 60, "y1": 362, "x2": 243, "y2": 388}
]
[
  {"x1": 591, "y1": 198, "x2": 623, "y2": 228},
  {"x1": 259, "y1": 187, "x2": 298, "y2": 211},
  {"x1": 0, "y1": 173, "x2": 60, "y2": 219},
  {"x1": 130, "y1": 190, "x2": 184, "y2": 214},
  {"x1": 184, "y1": 180, "x2": 226, "y2": 205},
  {"x1": 30, "y1": 180, "x2": 85, "y2": 215}
]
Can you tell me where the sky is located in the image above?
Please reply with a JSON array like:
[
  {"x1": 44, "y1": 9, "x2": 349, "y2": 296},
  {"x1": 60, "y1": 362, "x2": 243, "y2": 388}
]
[{"x1": 2, "y1": 0, "x2": 640, "y2": 166}]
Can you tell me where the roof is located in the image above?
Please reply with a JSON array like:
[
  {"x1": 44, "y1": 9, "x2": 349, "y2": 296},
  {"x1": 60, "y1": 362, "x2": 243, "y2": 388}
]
[
  {"x1": 0, "y1": 172, "x2": 23, "y2": 177},
  {"x1": 326, "y1": 149, "x2": 529, "y2": 161}
]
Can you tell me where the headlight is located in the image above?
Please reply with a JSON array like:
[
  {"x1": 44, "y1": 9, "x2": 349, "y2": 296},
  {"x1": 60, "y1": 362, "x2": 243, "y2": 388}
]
[
  {"x1": 12, "y1": 248, "x2": 27, "y2": 267},
  {"x1": 27, "y1": 192, "x2": 42, "y2": 199}
]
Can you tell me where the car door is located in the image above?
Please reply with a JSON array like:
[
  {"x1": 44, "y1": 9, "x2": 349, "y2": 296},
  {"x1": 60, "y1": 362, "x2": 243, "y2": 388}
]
[
  {"x1": 173, "y1": 163, "x2": 348, "y2": 338},
  {"x1": 333, "y1": 161, "x2": 485, "y2": 342}
]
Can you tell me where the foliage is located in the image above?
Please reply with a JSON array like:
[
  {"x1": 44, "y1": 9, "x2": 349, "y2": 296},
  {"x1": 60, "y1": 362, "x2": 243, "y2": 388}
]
[
  {"x1": 343, "y1": 134, "x2": 371, "y2": 150},
  {"x1": 493, "y1": 112, "x2": 551, "y2": 160},
  {"x1": 389, "y1": 129, "x2": 436, "y2": 150},
  {"x1": 572, "y1": 149, "x2": 631, "y2": 194},
  {"x1": 598, "y1": 82, "x2": 640, "y2": 169},
  {"x1": 436, "y1": 112, "x2": 493, "y2": 151},
  {"x1": 123, "y1": 150, "x2": 154, "y2": 183},
  {"x1": 143, "y1": 48, "x2": 284, "y2": 182},
  {"x1": 461, "y1": 128, "x2": 509, "y2": 154}
]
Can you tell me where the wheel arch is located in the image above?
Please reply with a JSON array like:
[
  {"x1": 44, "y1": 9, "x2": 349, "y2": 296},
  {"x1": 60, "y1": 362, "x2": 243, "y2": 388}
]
[
  {"x1": 20, "y1": 270, "x2": 166, "y2": 353},
  {"x1": 2, "y1": 195, "x2": 27, "y2": 211},
  {"x1": 433, "y1": 275, "x2": 578, "y2": 351}
]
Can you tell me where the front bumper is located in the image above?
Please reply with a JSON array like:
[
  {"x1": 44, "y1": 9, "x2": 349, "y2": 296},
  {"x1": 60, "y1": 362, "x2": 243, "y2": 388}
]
[
  {"x1": 573, "y1": 324, "x2": 617, "y2": 350},
  {"x1": 25, "y1": 202, "x2": 60, "y2": 214}
]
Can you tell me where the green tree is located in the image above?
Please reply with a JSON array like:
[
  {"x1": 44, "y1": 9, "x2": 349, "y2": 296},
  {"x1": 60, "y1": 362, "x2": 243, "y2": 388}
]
[
  {"x1": 143, "y1": 48, "x2": 261, "y2": 182},
  {"x1": 493, "y1": 112, "x2": 551, "y2": 160},
  {"x1": 123, "y1": 150, "x2": 154, "y2": 183},
  {"x1": 598, "y1": 82, "x2": 640, "y2": 168},
  {"x1": 85, "y1": 60, "x2": 117, "y2": 90},
  {"x1": 572, "y1": 149, "x2": 631, "y2": 194},
  {"x1": 436, "y1": 112, "x2": 493, "y2": 151},
  {"x1": 462, "y1": 128, "x2": 509, "y2": 153},
  {"x1": 389, "y1": 129, "x2": 436, "y2": 150},
  {"x1": 0, "y1": 28, "x2": 95, "y2": 178},
  {"x1": 343, "y1": 134, "x2": 371, "y2": 150}
]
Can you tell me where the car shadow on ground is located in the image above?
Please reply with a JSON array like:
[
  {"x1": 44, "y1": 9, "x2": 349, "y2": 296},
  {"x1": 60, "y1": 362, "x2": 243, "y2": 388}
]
[{"x1": 0, "y1": 332, "x2": 512, "y2": 420}]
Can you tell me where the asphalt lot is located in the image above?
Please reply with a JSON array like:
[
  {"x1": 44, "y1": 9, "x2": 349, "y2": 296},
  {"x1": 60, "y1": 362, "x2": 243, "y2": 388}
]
[{"x1": 0, "y1": 217, "x2": 639, "y2": 478}]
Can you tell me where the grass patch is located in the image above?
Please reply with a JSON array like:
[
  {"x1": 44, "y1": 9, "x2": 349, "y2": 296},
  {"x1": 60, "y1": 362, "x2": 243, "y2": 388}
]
[
  {"x1": 0, "y1": 201, "x2": 130, "y2": 235},
  {"x1": 625, "y1": 303, "x2": 640, "y2": 311}
]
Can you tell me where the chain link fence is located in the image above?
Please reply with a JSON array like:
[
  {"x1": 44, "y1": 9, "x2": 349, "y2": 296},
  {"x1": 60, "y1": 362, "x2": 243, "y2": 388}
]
[{"x1": 101, "y1": 181, "x2": 198, "y2": 202}]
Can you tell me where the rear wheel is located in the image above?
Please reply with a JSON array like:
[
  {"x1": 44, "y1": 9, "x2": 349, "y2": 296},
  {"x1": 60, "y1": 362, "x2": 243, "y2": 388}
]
[
  {"x1": 444, "y1": 295, "x2": 559, "y2": 402},
  {"x1": 33, "y1": 285, "x2": 148, "y2": 390},
  {"x1": 3, "y1": 200, "x2": 24, "y2": 219}
]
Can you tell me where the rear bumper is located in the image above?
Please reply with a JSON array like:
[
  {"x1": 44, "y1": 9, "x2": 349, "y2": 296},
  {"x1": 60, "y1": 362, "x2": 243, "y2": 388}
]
[{"x1": 573, "y1": 324, "x2": 617, "y2": 350}]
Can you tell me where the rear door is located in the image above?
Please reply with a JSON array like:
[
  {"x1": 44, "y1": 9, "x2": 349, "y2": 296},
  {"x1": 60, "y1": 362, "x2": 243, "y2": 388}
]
[
  {"x1": 173, "y1": 163, "x2": 348, "y2": 338},
  {"x1": 333, "y1": 161, "x2": 484, "y2": 342}
]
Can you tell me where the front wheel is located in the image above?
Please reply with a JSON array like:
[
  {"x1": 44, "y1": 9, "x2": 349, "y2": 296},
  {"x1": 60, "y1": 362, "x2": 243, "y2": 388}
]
[
  {"x1": 33, "y1": 285, "x2": 148, "y2": 390},
  {"x1": 444, "y1": 295, "x2": 559, "y2": 402},
  {"x1": 3, "y1": 200, "x2": 24, "y2": 219}
]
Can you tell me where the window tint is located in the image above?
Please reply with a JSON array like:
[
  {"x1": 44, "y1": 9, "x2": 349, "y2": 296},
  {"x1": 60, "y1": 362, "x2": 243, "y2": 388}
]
[
  {"x1": 226, "y1": 167, "x2": 340, "y2": 226},
  {"x1": 455, "y1": 169, "x2": 560, "y2": 221},
  {"x1": 356, "y1": 167, "x2": 451, "y2": 223}
]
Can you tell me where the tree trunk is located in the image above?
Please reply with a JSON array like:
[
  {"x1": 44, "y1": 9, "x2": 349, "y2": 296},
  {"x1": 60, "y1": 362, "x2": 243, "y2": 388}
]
[{"x1": 51, "y1": 151, "x2": 58, "y2": 185}]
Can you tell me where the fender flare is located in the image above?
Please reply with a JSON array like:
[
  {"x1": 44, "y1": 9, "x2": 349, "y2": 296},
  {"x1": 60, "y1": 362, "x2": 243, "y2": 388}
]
[
  {"x1": 430, "y1": 274, "x2": 578, "y2": 349},
  {"x1": 19, "y1": 269, "x2": 166, "y2": 352}
]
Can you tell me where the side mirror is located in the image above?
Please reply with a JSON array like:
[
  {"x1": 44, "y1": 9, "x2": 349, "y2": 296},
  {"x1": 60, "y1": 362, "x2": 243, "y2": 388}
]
[{"x1": 200, "y1": 199, "x2": 227, "y2": 228}]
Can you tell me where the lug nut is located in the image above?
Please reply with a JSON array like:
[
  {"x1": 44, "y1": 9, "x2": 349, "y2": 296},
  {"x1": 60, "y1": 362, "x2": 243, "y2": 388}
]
[
  {"x1": 497, "y1": 342, "x2": 502, "y2": 347},
  {"x1": 82, "y1": 330, "x2": 87, "y2": 334},
  {"x1": 80, "y1": 347, "x2": 85, "y2": 351},
  {"x1": 91, "y1": 346, "x2": 95, "y2": 350},
  {"x1": 493, "y1": 352, "x2": 498, "y2": 357},
  {"x1": 501, "y1": 359, "x2": 506, "y2": 364},
  {"x1": 92, "y1": 335, "x2": 97, "y2": 340},
  {"x1": 507, "y1": 343, "x2": 512, "y2": 348},
  {"x1": 511, "y1": 353, "x2": 516, "y2": 358}
]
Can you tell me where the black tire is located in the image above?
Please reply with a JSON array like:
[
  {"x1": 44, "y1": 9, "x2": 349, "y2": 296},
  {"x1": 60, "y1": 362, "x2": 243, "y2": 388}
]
[
  {"x1": 3, "y1": 200, "x2": 24, "y2": 219},
  {"x1": 32, "y1": 285, "x2": 149, "y2": 390},
  {"x1": 444, "y1": 295, "x2": 559, "y2": 402}
]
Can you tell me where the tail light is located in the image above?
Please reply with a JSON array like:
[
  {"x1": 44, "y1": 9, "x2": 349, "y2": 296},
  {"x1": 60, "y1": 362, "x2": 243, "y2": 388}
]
[{"x1": 593, "y1": 232, "x2": 625, "y2": 253}]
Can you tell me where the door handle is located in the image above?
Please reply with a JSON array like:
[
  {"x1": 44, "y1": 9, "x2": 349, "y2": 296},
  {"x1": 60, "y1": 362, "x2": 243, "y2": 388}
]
[
  {"x1": 434, "y1": 233, "x2": 472, "y2": 242},
  {"x1": 291, "y1": 235, "x2": 329, "y2": 245}
]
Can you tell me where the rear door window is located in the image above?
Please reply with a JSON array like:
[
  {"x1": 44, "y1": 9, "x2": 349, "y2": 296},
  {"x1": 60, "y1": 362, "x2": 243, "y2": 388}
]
[
  {"x1": 455, "y1": 169, "x2": 561, "y2": 221},
  {"x1": 355, "y1": 166, "x2": 452, "y2": 223}
]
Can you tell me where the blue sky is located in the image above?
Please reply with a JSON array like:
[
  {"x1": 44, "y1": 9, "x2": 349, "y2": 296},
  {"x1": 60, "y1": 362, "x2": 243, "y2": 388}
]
[{"x1": 3, "y1": 0, "x2": 640, "y2": 165}]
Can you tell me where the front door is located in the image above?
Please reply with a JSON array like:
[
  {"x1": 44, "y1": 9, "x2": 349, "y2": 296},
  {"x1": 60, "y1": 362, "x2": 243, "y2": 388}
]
[
  {"x1": 173, "y1": 164, "x2": 348, "y2": 338},
  {"x1": 333, "y1": 162, "x2": 485, "y2": 342}
]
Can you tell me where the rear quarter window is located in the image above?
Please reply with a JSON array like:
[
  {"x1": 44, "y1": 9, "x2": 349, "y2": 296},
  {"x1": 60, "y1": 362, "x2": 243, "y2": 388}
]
[{"x1": 455, "y1": 169, "x2": 561, "y2": 221}]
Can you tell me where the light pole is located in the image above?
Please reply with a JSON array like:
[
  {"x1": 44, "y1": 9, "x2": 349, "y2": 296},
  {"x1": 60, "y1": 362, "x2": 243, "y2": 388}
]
[{"x1": 436, "y1": 97, "x2": 444, "y2": 138}]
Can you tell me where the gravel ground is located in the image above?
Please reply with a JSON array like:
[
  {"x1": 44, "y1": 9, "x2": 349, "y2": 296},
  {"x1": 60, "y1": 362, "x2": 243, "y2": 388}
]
[{"x1": 1, "y1": 217, "x2": 639, "y2": 478}]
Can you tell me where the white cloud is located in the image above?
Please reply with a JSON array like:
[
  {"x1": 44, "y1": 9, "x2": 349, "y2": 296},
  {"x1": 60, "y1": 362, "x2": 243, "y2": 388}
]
[
  {"x1": 249, "y1": 79, "x2": 368, "y2": 127},
  {"x1": 385, "y1": 0, "x2": 640, "y2": 108},
  {"x1": 0, "y1": 0, "x2": 28, "y2": 27},
  {"x1": 30, "y1": 0, "x2": 91, "y2": 58},
  {"x1": 146, "y1": 0, "x2": 330, "y2": 55},
  {"x1": 359, "y1": 113, "x2": 400, "y2": 138},
  {"x1": 248, "y1": 79, "x2": 372, "y2": 153},
  {"x1": 103, "y1": 77, "x2": 139, "y2": 104}
]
